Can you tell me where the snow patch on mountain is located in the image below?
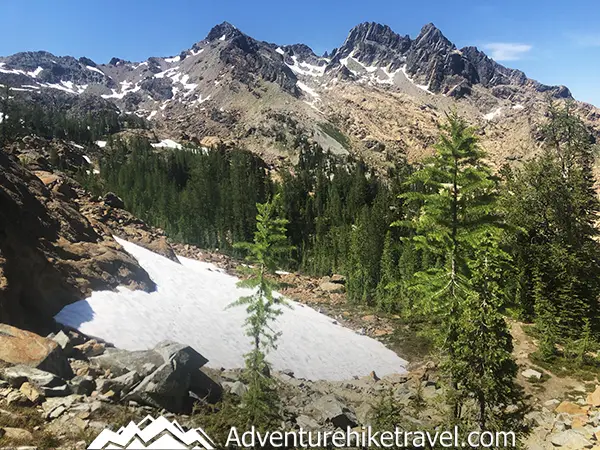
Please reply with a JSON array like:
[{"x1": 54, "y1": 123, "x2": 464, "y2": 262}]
[
  {"x1": 192, "y1": 94, "x2": 211, "y2": 105},
  {"x1": 151, "y1": 139, "x2": 182, "y2": 149},
  {"x1": 102, "y1": 81, "x2": 141, "y2": 100},
  {"x1": 286, "y1": 56, "x2": 326, "y2": 77},
  {"x1": 484, "y1": 107, "x2": 504, "y2": 121},
  {"x1": 55, "y1": 238, "x2": 407, "y2": 381},
  {"x1": 297, "y1": 81, "x2": 319, "y2": 98},
  {"x1": 400, "y1": 66, "x2": 431, "y2": 93},
  {"x1": 45, "y1": 81, "x2": 88, "y2": 95},
  {"x1": 86, "y1": 65, "x2": 105, "y2": 76},
  {"x1": 28, "y1": 67, "x2": 43, "y2": 78}
]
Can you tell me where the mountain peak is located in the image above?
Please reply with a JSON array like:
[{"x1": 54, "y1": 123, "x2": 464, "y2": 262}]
[
  {"x1": 414, "y1": 22, "x2": 453, "y2": 49},
  {"x1": 333, "y1": 21, "x2": 411, "y2": 69},
  {"x1": 206, "y1": 21, "x2": 240, "y2": 41},
  {"x1": 344, "y1": 22, "x2": 410, "y2": 47}
]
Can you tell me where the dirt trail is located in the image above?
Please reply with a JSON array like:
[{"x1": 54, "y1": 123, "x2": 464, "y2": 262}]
[{"x1": 511, "y1": 320, "x2": 589, "y2": 403}]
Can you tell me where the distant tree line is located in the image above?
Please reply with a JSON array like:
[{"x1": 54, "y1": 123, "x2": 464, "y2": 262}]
[{"x1": 0, "y1": 85, "x2": 147, "y2": 146}]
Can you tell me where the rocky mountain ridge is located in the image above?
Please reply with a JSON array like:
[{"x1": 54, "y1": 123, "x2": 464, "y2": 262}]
[{"x1": 2, "y1": 21, "x2": 598, "y2": 170}]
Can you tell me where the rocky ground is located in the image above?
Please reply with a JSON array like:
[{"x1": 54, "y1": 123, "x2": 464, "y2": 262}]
[{"x1": 0, "y1": 322, "x2": 442, "y2": 449}]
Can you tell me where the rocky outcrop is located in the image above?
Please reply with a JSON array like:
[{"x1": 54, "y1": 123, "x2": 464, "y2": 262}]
[
  {"x1": 209, "y1": 22, "x2": 299, "y2": 96},
  {"x1": 335, "y1": 22, "x2": 412, "y2": 69},
  {"x1": 0, "y1": 325, "x2": 72, "y2": 379},
  {"x1": 2, "y1": 51, "x2": 106, "y2": 85},
  {"x1": 90, "y1": 341, "x2": 216, "y2": 412},
  {"x1": 0, "y1": 148, "x2": 155, "y2": 329},
  {"x1": 327, "y1": 21, "x2": 572, "y2": 100}
]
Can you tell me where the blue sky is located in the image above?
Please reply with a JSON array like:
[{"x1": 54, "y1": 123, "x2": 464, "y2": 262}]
[{"x1": 2, "y1": 0, "x2": 599, "y2": 105}]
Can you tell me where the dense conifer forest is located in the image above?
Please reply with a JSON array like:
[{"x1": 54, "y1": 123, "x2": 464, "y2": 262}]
[{"x1": 77, "y1": 104, "x2": 600, "y2": 344}]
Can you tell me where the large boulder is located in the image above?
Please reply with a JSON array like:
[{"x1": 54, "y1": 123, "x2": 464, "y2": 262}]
[
  {"x1": 549, "y1": 430, "x2": 593, "y2": 449},
  {"x1": 309, "y1": 394, "x2": 358, "y2": 429},
  {"x1": 0, "y1": 365, "x2": 70, "y2": 397},
  {"x1": 0, "y1": 325, "x2": 72, "y2": 379},
  {"x1": 92, "y1": 341, "x2": 219, "y2": 412}
]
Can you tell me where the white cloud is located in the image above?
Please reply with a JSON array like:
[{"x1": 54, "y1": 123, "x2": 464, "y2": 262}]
[{"x1": 483, "y1": 43, "x2": 533, "y2": 61}]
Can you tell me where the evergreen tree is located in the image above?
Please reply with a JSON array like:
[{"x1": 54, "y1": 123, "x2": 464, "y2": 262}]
[
  {"x1": 375, "y1": 230, "x2": 401, "y2": 311},
  {"x1": 503, "y1": 101, "x2": 600, "y2": 339},
  {"x1": 228, "y1": 194, "x2": 292, "y2": 428},
  {"x1": 452, "y1": 231, "x2": 520, "y2": 430},
  {"x1": 400, "y1": 112, "x2": 521, "y2": 430}
]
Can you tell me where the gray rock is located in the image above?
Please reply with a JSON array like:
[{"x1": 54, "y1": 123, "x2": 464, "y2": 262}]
[
  {"x1": 421, "y1": 384, "x2": 440, "y2": 400},
  {"x1": 1, "y1": 365, "x2": 58, "y2": 388},
  {"x1": 382, "y1": 373, "x2": 408, "y2": 384},
  {"x1": 103, "y1": 192, "x2": 125, "y2": 209},
  {"x1": 522, "y1": 369, "x2": 543, "y2": 380},
  {"x1": 69, "y1": 376, "x2": 95, "y2": 396},
  {"x1": 91, "y1": 341, "x2": 206, "y2": 378},
  {"x1": 296, "y1": 414, "x2": 321, "y2": 430},
  {"x1": 1, "y1": 427, "x2": 33, "y2": 442},
  {"x1": 310, "y1": 395, "x2": 357, "y2": 429},
  {"x1": 0, "y1": 365, "x2": 70, "y2": 396},
  {"x1": 52, "y1": 331, "x2": 73, "y2": 353},
  {"x1": 153, "y1": 341, "x2": 209, "y2": 369},
  {"x1": 226, "y1": 381, "x2": 248, "y2": 397},
  {"x1": 112, "y1": 370, "x2": 142, "y2": 395},
  {"x1": 96, "y1": 378, "x2": 125, "y2": 396},
  {"x1": 190, "y1": 369, "x2": 222, "y2": 403},
  {"x1": 549, "y1": 430, "x2": 592, "y2": 448},
  {"x1": 355, "y1": 402, "x2": 373, "y2": 426},
  {"x1": 42, "y1": 395, "x2": 80, "y2": 420},
  {"x1": 6, "y1": 390, "x2": 32, "y2": 406},
  {"x1": 124, "y1": 362, "x2": 189, "y2": 412},
  {"x1": 91, "y1": 349, "x2": 163, "y2": 377},
  {"x1": 319, "y1": 281, "x2": 345, "y2": 293},
  {"x1": 95, "y1": 341, "x2": 212, "y2": 412},
  {"x1": 0, "y1": 324, "x2": 73, "y2": 379}
]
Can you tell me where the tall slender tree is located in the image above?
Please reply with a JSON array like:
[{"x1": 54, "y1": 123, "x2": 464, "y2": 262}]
[
  {"x1": 399, "y1": 112, "x2": 521, "y2": 430},
  {"x1": 228, "y1": 194, "x2": 292, "y2": 428}
]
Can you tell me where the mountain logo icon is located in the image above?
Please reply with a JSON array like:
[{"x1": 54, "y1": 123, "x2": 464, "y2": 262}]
[{"x1": 87, "y1": 415, "x2": 216, "y2": 449}]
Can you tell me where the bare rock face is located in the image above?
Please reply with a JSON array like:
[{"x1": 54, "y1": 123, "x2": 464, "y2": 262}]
[
  {"x1": 0, "y1": 148, "x2": 155, "y2": 329},
  {"x1": 0, "y1": 324, "x2": 72, "y2": 379}
]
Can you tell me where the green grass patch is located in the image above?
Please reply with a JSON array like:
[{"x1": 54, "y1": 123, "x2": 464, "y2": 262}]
[{"x1": 530, "y1": 351, "x2": 600, "y2": 381}]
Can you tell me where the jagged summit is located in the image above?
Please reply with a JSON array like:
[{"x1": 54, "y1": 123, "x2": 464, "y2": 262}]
[
  {"x1": 206, "y1": 21, "x2": 240, "y2": 41},
  {"x1": 0, "y1": 19, "x2": 592, "y2": 171},
  {"x1": 332, "y1": 22, "x2": 411, "y2": 69}
]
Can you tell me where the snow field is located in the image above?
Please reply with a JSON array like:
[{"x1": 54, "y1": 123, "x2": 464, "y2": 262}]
[{"x1": 55, "y1": 238, "x2": 407, "y2": 381}]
